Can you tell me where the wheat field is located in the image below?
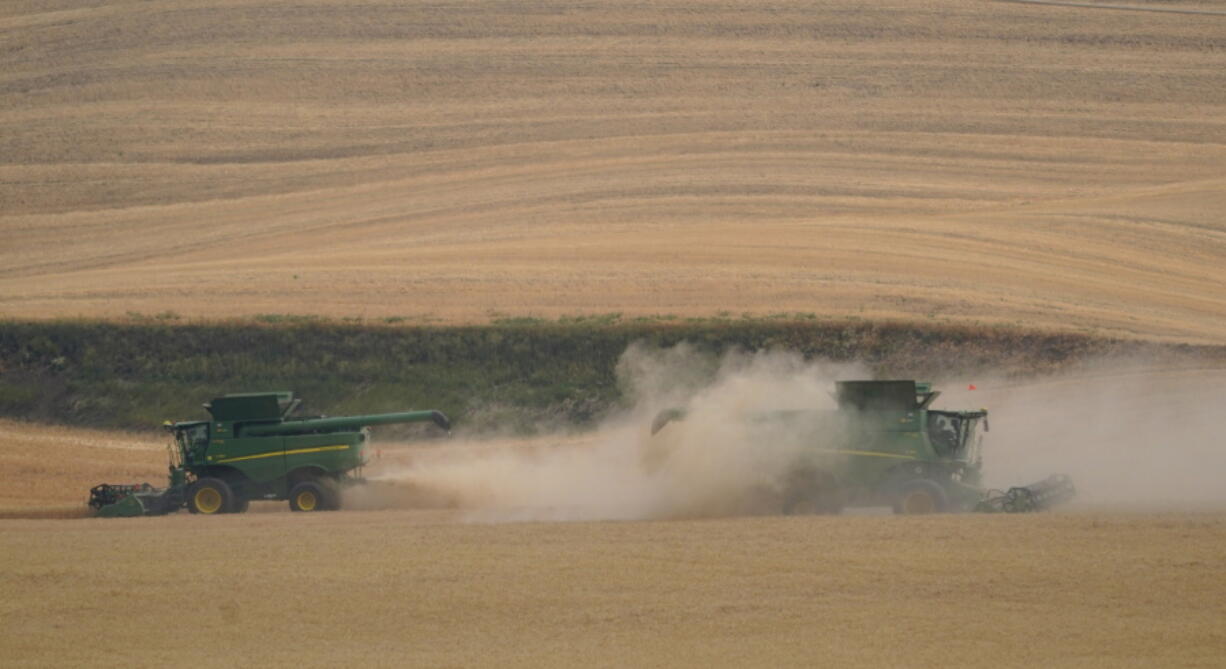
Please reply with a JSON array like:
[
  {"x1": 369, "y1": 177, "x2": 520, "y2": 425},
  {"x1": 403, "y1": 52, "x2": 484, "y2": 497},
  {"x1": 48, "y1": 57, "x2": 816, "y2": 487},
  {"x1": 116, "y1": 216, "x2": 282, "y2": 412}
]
[
  {"x1": 2, "y1": 0, "x2": 1224, "y2": 342},
  {"x1": 3, "y1": 499, "x2": 1225, "y2": 668}
]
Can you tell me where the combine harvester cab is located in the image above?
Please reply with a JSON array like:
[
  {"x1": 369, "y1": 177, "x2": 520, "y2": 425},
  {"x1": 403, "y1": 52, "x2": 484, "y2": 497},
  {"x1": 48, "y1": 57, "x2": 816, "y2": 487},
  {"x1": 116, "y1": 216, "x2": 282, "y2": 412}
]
[
  {"x1": 89, "y1": 391, "x2": 450, "y2": 517},
  {"x1": 650, "y1": 379, "x2": 1074, "y2": 515}
]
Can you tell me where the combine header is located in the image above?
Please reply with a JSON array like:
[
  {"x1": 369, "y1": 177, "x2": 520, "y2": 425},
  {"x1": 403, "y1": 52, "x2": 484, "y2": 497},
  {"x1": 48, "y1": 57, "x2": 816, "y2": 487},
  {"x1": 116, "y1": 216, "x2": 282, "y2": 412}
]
[
  {"x1": 975, "y1": 474, "x2": 1076, "y2": 513},
  {"x1": 89, "y1": 392, "x2": 450, "y2": 517},
  {"x1": 650, "y1": 380, "x2": 1075, "y2": 515}
]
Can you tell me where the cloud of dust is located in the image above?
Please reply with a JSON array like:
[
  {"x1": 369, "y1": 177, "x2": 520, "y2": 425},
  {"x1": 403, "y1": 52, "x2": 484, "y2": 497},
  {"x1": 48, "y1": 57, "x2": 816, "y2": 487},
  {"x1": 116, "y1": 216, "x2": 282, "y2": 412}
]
[
  {"x1": 368, "y1": 343, "x2": 866, "y2": 521},
  {"x1": 942, "y1": 359, "x2": 1226, "y2": 511},
  {"x1": 367, "y1": 345, "x2": 1226, "y2": 521}
]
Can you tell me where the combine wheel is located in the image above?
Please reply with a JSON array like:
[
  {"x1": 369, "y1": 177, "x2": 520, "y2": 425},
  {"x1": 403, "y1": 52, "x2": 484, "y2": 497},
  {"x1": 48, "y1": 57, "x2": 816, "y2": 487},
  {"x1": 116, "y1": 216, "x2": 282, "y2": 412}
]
[
  {"x1": 231, "y1": 496, "x2": 250, "y2": 514},
  {"x1": 892, "y1": 479, "x2": 948, "y2": 515},
  {"x1": 289, "y1": 481, "x2": 336, "y2": 512},
  {"x1": 188, "y1": 478, "x2": 234, "y2": 515}
]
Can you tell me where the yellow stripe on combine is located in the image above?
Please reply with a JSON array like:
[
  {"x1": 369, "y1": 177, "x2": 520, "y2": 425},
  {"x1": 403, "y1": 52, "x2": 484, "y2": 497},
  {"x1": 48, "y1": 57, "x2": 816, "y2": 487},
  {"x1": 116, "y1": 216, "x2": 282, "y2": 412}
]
[
  {"x1": 830, "y1": 449, "x2": 917, "y2": 460},
  {"x1": 214, "y1": 444, "x2": 350, "y2": 464}
]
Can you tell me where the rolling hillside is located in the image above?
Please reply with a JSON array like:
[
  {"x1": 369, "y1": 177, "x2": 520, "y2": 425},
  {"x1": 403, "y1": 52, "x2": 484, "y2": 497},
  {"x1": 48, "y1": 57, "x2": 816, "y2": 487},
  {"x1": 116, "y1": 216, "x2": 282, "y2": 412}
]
[{"x1": 2, "y1": 0, "x2": 1223, "y2": 342}]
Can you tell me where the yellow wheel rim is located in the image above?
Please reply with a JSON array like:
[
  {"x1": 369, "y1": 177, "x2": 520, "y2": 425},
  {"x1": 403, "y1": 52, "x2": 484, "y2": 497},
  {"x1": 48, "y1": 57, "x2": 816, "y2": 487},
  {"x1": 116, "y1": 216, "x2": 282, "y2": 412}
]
[
  {"x1": 297, "y1": 490, "x2": 317, "y2": 511},
  {"x1": 903, "y1": 491, "x2": 936, "y2": 514},
  {"x1": 195, "y1": 487, "x2": 223, "y2": 514}
]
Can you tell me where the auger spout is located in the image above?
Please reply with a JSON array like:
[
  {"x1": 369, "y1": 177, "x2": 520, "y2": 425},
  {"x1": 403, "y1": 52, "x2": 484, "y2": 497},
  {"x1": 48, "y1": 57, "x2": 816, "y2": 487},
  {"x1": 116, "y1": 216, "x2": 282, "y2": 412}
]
[{"x1": 244, "y1": 410, "x2": 451, "y2": 436}]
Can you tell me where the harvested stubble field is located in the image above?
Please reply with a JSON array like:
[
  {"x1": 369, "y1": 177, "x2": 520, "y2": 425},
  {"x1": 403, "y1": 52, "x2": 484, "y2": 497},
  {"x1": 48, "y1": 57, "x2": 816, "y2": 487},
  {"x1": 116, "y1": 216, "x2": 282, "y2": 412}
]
[
  {"x1": 1, "y1": 0, "x2": 1224, "y2": 342},
  {"x1": 3, "y1": 509, "x2": 1226, "y2": 668}
]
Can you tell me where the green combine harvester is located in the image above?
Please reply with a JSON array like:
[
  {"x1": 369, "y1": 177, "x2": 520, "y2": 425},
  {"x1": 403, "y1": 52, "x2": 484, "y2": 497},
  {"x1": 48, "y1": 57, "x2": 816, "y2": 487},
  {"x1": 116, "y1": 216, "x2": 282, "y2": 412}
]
[
  {"x1": 650, "y1": 379, "x2": 1074, "y2": 515},
  {"x1": 88, "y1": 392, "x2": 450, "y2": 517}
]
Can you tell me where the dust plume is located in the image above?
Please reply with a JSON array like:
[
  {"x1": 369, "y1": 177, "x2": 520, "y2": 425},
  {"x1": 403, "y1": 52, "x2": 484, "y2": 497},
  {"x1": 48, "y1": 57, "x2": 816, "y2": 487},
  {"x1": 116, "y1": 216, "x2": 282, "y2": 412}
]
[
  {"x1": 943, "y1": 360, "x2": 1226, "y2": 511},
  {"x1": 365, "y1": 345, "x2": 1226, "y2": 520},
  {"x1": 368, "y1": 344, "x2": 865, "y2": 521}
]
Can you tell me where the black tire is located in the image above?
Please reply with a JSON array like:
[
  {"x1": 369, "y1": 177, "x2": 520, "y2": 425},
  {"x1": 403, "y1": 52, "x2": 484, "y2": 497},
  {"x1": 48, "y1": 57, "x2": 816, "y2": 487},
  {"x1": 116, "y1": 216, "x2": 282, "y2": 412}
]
[
  {"x1": 231, "y1": 496, "x2": 250, "y2": 514},
  {"x1": 781, "y1": 468, "x2": 844, "y2": 516},
  {"x1": 187, "y1": 478, "x2": 234, "y2": 515},
  {"x1": 891, "y1": 479, "x2": 949, "y2": 515},
  {"x1": 288, "y1": 480, "x2": 336, "y2": 512}
]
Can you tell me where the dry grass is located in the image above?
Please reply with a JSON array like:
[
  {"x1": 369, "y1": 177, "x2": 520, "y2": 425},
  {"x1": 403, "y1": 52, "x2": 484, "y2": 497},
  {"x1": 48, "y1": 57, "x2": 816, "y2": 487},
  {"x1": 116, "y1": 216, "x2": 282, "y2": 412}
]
[
  {"x1": 2, "y1": 510, "x2": 1224, "y2": 667},
  {"x1": 1, "y1": 0, "x2": 1224, "y2": 342},
  {"x1": 0, "y1": 419, "x2": 164, "y2": 512}
]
